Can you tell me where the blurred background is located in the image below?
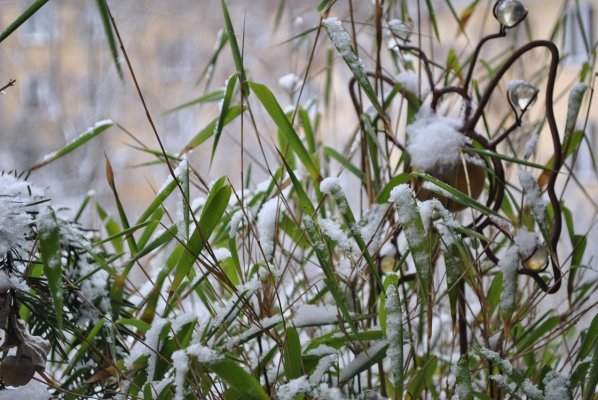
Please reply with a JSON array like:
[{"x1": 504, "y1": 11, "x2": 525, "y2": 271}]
[{"x1": 0, "y1": 0, "x2": 597, "y2": 236}]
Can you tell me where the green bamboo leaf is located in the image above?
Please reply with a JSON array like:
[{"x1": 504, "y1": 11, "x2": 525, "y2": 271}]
[
  {"x1": 38, "y1": 206, "x2": 64, "y2": 332},
  {"x1": 425, "y1": 0, "x2": 440, "y2": 39},
  {"x1": 221, "y1": 0, "x2": 248, "y2": 94},
  {"x1": 322, "y1": 18, "x2": 383, "y2": 117},
  {"x1": 30, "y1": 120, "x2": 113, "y2": 171},
  {"x1": 389, "y1": 184, "x2": 431, "y2": 303},
  {"x1": 179, "y1": 105, "x2": 245, "y2": 155},
  {"x1": 583, "y1": 341, "x2": 598, "y2": 400},
  {"x1": 317, "y1": 0, "x2": 336, "y2": 13},
  {"x1": 135, "y1": 177, "x2": 178, "y2": 226},
  {"x1": 249, "y1": 81, "x2": 321, "y2": 179},
  {"x1": 283, "y1": 327, "x2": 303, "y2": 379},
  {"x1": 339, "y1": 341, "x2": 389, "y2": 384},
  {"x1": 0, "y1": 0, "x2": 49, "y2": 43},
  {"x1": 95, "y1": 0, "x2": 122, "y2": 79},
  {"x1": 168, "y1": 177, "x2": 231, "y2": 300},
  {"x1": 92, "y1": 220, "x2": 152, "y2": 247},
  {"x1": 463, "y1": 147, "x2": 555, "y2": 172},
  {"x1": 376, "y1": 173, "x2": 411, "y2": 203},
  {"x1": 324, "y1": 146, "x2": 364, "y2": 181},
  {"x1": 279, "y1": 150, "x2": 316, "y2": 216},
  {"x1": 539, "y1": 83, "x2": 588, "y2": 187},
  {"x1": 105, "y1": 156, "x2": 138, "y2": 254},
  {"x1": 197, "y1": 29, "x2": 228, "y2": 85},
  {"x1": 206, "y1": 358, "x2": 268, "y2": 399},
  {"x1": 164, "y1": 89, "x2": 225, "y2": 114},
  {"x1": 96, "y1": 203, "x2": 123, "y2": 253},
  {"x1": 212, "y1": 74, "x2": 238, "y2": 163},
  {"x1": 63, "y1": 318, "x2": 105, "y2": 376}
]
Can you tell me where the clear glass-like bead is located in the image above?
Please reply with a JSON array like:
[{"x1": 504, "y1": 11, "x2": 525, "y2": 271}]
[
  {"x1": 388, "y1": 19, "x2": 411, "y2": 41},
  {"x1": 507, "y1": 80, "x2": 539, "y2": 113},
  {"x1": 495, "y1": 0, "x2": 527, "y2": 28},
  {"x1": 523, "y1": 245, "x2": 548, "y2": 272}
]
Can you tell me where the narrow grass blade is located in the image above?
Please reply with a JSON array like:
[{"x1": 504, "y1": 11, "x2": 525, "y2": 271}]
[
  {"x1": 425, "y1": 0, "x2": 440, "y2": 40},
  {"x1": 212, "y1": 74, "x2": 238, "y2": 163},
  {"x1": 30, "y1": 120, "x2": 113, "y2": 171},
  {"x1": 249, "y1": 81, "x2": 321, "y2": 179},
  {"x1": 105, "y1": 156, "x2": 138, "y2": 254},
  {"x1": 322, "y1": 18, "x2": 383, "y2": 117},
  {"x1": 95, "y1": 0, "x2": 122, "y2": 79},
  {"x1": 63, "y1": 318, "x2": 105, "y2": 376},
  {"x1": 0, "y1": 0, "x2": 49, "y2": 43},
  {"x1": 221, "y1": 0, "x2": 248, "y2": 94},
  {"x1": 164, "y1": 89, "x2": 225, "y2": 114},
  {"x1": 179, "y1": 105, "x2": 245, "y2": 155},
  {"x1": 38, "y1": 206, "x2": 64, "y2": 332}
]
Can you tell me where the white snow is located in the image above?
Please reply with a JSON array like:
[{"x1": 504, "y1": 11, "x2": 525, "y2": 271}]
[
  {"x1": 338, "y1": 340, "x2": 389, "y2": 383},
  {"x1": 477, "y1": 348, "x2": 513, "y2": 375},
  {"x1": 211, "y1": 247, "x2": 231, "y2": 262},
  {"x1": 318, "y1": 218, "x2": 359, "y2": 257},
  {"x1": 305, "y1": 345, "x2": 338, "y2": 356},
  {"x1": 228, "y1": 210, "x2": 244, "y2": 237},
  {"x1": 385, "y1": 286, "x2": 403, "y2": 380},
  {"x1": 257, "y1": 197, "x2": 280, "y2": 260},
  {"x1": 309, "y1": 354, "x2": 337, "y2": 385},
  {"x1": 406, "y1": 105, "x2": 470, "y2": 172},
  {"x1": 521, "y1": 378, "x2": 543, "y2": 400},
  {"x1": 543, "y1": 370, "x2": 570, "y2": 400},
  {"x1": 277, "y1": 376, "x2": 311, "y2": 400},
  {"x1": 519, "y1": 170, "x2": 546, "y2": 226},
  {"x1": 322, "y1": 17, "x2": 367, "y2": 79},
  {"x1": 498, "y1": 244, "x2": 519, "y2": 314},
  {"x1": 279, "y1": 73, "x2": 300, "y2": 92},
  {"x1": 75, "y1": 259, "x2": 111, "y2": 326},
  {"x1": 396, "y1": 70, "x2": 430, "y2": 97},
  {"x1": 294, "y1": 304, "x2": 338, "y2": 326},
  {"x1": 0, "y1": 380, "x2": 50, "y2": 400},
  {"x1": 186, "y1": 344, "x2": 223, "y2": 364},
  {"x1": 125, "y1": 318, "x2": 169, "y2": 380},
  {"x1": 566, "y1": 83, "x2": 588, "y2": 127}
]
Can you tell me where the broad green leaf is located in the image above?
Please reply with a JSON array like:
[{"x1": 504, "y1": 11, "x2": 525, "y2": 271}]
[
  {"x1": 169, "y1": 177, "x2": 231, "y2": 300},
  {"x1": 205, "y1": 358, "x2": 268, "y2": 400},
  {"x1": 0, "y1": 0, "x2": 49, "y2": 43},
  {"x1": 249, "y1": 81, "x2": 320, "y2": 179},
  {"x1": 38, "y1": 206, "x2": 64, "y2": 332},
  {"x1": 179, "y1": 105, "x2": 245, "y2": 155},
  {"x1": 30, "y1": 120, "x2": 113, "y2": 171},
  {"x1": 64, "y1": 319, "x2": 105, "y2": 376},
  {"x1": 283, "y1": 328, "x2": 303, "y2": 379}
]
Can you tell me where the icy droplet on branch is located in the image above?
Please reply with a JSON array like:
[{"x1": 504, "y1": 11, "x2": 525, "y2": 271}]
[
  {"x1": 507, "y1": 80, "x2": 539, "y2": 113},
  {"x1": 494, "y1": 0, "x2": 527, "y2": 28}
]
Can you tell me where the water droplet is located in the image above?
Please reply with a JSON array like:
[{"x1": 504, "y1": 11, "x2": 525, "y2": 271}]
[
  {"x1": 495, "y1": 0, "x2": 527, "y2": 28},
  {"x1": 388, "y1": 19, "x2": 411, "y2": 41},
  {"x1": 523, "y1": 245, "x2": 548, "y2": 272},
  {"x1": 508, "y1": 80, "x2": 539, "y2": 113}
]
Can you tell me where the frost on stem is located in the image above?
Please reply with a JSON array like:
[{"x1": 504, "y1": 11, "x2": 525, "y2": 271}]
[
  {"x1": 384, "y1": 285, "x2": 403, "y2": 387},
  {"x1": 477, "y1": 347, "x2": 513, "y2": 376},
  {"x1": 318, "y1": 218, "x2": 359, "y2": 257},
  {"x1": 499, "y1": 229, "x2": 540, "y2": 314},
  {"x1": 320, "y1": 177, "x2": 349, "y2": 214},
  {"x1": 389, "y1": 184, "x2": 429, "y2": 278},
  {"x1": 519, "y1": 170, "x2": 546, "y2": 228},
  {"x1": 322, "y1": 17, "x2": 367, "y2": 78},
  {"x1": 406, "y1": 105, "x2": 470, "y2": 172}
]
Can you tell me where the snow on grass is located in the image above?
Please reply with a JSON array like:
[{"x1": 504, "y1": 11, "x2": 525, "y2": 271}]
[
  {"x1": 294, "y1": 304, "x2": 338, "y2": 326},
  {"x1": 74, "y1": 258, "x2": 111, "y2": 326},
  {"x1": 305, "y1": 345, "x2": 338, "y2": 357},
  {"x1": 320, "y1": 177, "x2": 350, "y2": 214},
  {"x1": 338, "y1": 340, "x2": 389, "y2": 383},
  {"x1": 228, "y1": 209, "x2": 244, "y2": 237},
  {"x1": 211, "y1": 247, "x2": 231, "y2": 261},
  {"x1": 477, "y1": 348, "x2": 513, "y2": 375},
  {"x1": 173, "y1": 344, "x2": 223, "y2": 400},
  {"x1": 322, "y1": 17, "x2": 367, "y2": 78},
  {"x1": 406, "y1": 105, "x2": 470, "y2": 172},
  {"x1": 0, "y1": 380, "x2": 50, "y2": 400},
  {"x1": 277, "y1": 376, "x2": 311, "y2": 400},
  {"x1": 500, "y1": 229, "x2": 540, "y2": 314},
  {"x1": 125, "y1": 318, "x2": 169, "y2": 381},
  {"x1": 257, "y1": 197, "x2": 280, "y2": 260},
  {"x1": 396, "y1": 70, "x2": 430, "y2": 97},
  {"x1": 519, "y1": 170, "x2": 546, "y2": 227},
  {"x1": 318, "y1": 218, "x2": 359, "y2": 257},
  {"x1": 309, "y1": 354, "x2": 337, "y2": 385},
  {"x1": 543, "y1": 370, "x2": 570, "y2": 400},
  {"x1": 279, "y1": 73, "x2": 300, "y2": 92},
  {"x1": 385, "y1": 286, "x2": 403, "y2": 384},
  {"x1": 521, "y1": 378, "x2": 543, "y2": 400}
]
